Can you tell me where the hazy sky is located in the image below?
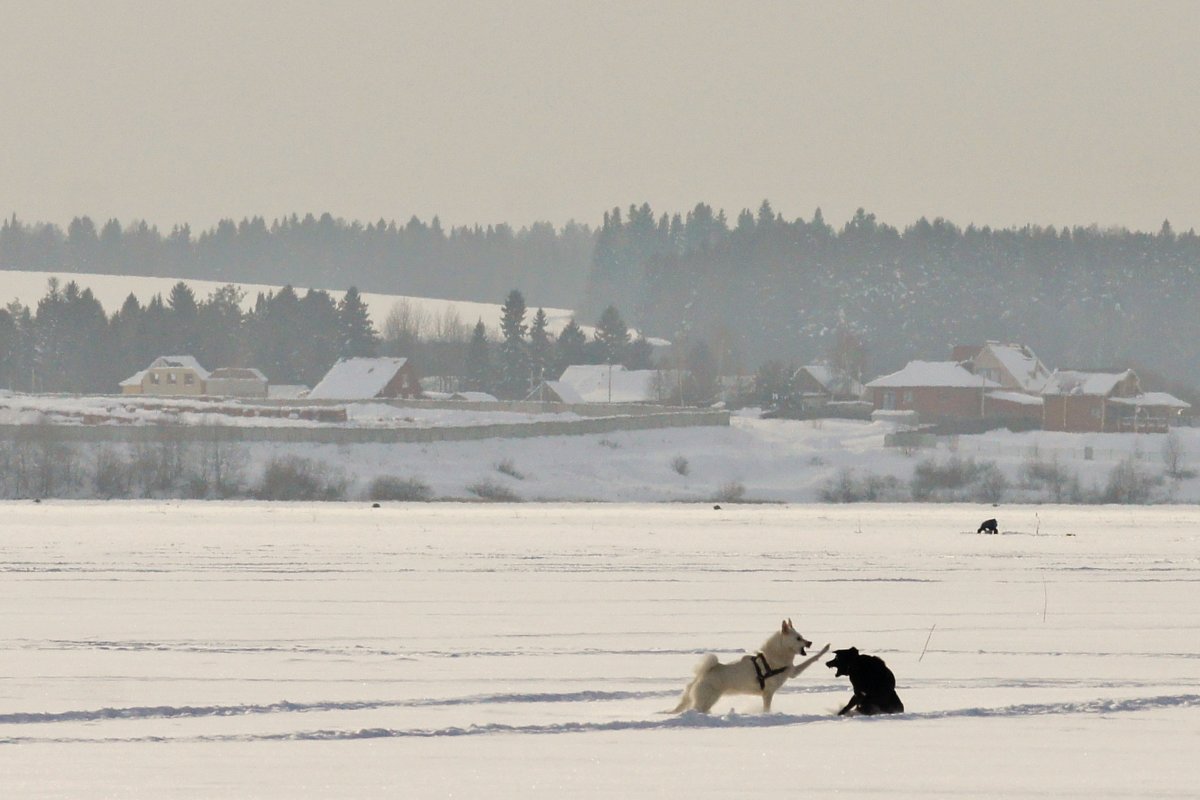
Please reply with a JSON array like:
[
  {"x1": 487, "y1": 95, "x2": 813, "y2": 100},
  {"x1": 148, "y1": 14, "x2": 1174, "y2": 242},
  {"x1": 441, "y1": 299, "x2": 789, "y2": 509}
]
[{"x1": 2, "y1": 1, "x2": 1198, "y2": 233}]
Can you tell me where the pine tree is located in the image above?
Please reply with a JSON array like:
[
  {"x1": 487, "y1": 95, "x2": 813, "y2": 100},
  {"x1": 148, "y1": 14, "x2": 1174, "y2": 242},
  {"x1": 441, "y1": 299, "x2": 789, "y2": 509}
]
[
  {"x1": 554, "y1": 318, "x2": 586, "y2": 376},
  {"x1": 337, "y1": 286, "x2": 378, "y2": 358},
  {"x1": 625, "y1": 334, "x2": 654, "y2": 370},
  {"x1": 497, "y1": 289, "x2": 529, "y2": 398},
  {"x1": 167, "y1": 281, "x2": 199, "y2": 356},
  {"x1": 594, "y1": 305, "x2": 630, "y2": 365},
  {"x1": 465, "y1": 320, "x2": 492, "y2": 392},
  {"x1": 528, "y1": 307, "x2": 552, "y2": 383}
]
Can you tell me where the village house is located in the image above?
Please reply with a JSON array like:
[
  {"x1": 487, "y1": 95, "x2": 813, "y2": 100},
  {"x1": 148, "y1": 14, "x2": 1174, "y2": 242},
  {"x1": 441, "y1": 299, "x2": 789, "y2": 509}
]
[
  {"x1": 957, "y1": 342, "x2": 1052, "y2": 394},
  {"x1": 119, "y1": 356, "x2": 209, "y2": 397},
  {"x1": 556, "y1": 364, "x2": 665, "y2": 404},
  {"x1": 790, "y1": 364, "x2": 866, "y2": 409},
  {"x1": 205, "y1": 367, "x2": 269, "y2": 398},
  {"x1": 525, "y1": 380, "x2": 584, "y2": 404},
  {"x1": 865, "y1": 360, "x2": 1000, "y2": 424},
  {"x1": 307, "y1": 357, "x2": 422, "y2": 400},
  {"x1": 1042, "y1": 369, "x2": 1190, "y2": 432}
]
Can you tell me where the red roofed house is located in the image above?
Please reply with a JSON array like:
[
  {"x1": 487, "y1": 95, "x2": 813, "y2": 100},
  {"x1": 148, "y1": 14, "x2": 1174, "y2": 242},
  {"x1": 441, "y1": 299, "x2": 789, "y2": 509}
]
[{"x1": 865, "y1": 361, "x2": 1000, "y2": 423}]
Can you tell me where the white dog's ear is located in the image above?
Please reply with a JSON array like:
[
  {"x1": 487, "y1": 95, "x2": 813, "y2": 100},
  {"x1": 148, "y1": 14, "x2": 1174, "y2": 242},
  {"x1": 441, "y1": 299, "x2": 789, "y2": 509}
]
[
  {"x1": 781, "y1": 620, "x2": 790, "y2": 633},
  {"x1": 788, "y1": 617, "x2": 794, "y2": 630}
]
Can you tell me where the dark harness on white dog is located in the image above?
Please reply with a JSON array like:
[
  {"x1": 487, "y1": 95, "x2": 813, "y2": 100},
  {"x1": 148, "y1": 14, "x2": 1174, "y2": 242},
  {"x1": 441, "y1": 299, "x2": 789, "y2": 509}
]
[{"x1": 751, "y1": 652, "x2": 788, "y2": 690}]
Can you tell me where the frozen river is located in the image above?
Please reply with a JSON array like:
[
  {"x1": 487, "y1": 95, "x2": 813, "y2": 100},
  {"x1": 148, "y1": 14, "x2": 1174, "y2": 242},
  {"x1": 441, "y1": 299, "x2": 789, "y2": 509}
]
[{"x1": 3, "y1": 501, "x2": 1199, "y2": 798}]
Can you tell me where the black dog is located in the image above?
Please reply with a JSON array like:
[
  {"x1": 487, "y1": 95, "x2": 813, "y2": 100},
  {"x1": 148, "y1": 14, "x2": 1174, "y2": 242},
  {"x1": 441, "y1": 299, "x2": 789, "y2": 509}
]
[
  {"x1": 977, "y1": 518, "x2": 999, "y2": 534},
  {"x1": 827, "y1": 647, "x2": 904, "y2": 715}
]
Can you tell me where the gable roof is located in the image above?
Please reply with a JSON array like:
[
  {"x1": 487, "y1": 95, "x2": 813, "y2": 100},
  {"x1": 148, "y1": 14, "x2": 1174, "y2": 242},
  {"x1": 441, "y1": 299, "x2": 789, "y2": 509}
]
[
  {"x1": 557, "y1": 364, "x2": 662, "y2": 403},
  {"x1": 119, "y1": 369, "x2": 148, "y2": 387},
  {"x1": 978, "y1": 342, "x2": 1051, "y2": 392},
  {"x1": 795, "y1": 365, "x2": 864, "y2": 397},
  {"x1": 149, "y1": 355, "x2": 210, "y2": 379},
  {"x1": 308, "y1": 357, "x2": 409, "y2": 399},
  {"x1": 208, "y1": 367, "x2": 267, "y2": 382},
  {"x1": 526, "y1": 380, "x2": 585, "y2": 404},
  {"x1": 1042, "y1": 369, "x2": 1135, "y2": 397},
  {"x1": 866, "y1": 361, "x2": 1001, "y2": 389},
  {"x1": 1109, "y1": 392, "x2": 1191, "y2": 410}
]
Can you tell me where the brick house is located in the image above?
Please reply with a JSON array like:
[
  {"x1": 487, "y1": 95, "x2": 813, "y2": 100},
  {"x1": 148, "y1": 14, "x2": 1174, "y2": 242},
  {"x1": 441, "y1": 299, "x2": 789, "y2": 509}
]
[
  {"x1": 865, "y1": 361, "x2": 1000, "y2": 423},
  {"x1": 1041, "y1": 369, "x2": 1141, "y2": 432},
  {"x1": 962, "y1": 342, "x2": 1051, "y2": 394}
]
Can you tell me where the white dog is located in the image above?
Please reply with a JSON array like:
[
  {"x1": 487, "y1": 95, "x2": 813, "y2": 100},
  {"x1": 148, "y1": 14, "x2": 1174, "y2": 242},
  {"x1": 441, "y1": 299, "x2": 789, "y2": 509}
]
[{"x1": 671, "y1": 619, "x2": 830, "y2": 713}]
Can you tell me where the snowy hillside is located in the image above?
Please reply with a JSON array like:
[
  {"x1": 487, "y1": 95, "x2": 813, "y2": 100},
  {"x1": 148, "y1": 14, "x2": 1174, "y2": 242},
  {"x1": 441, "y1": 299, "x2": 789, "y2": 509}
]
[{"x1": 0, "y1": 269, "x2": 580, "y2": 335}]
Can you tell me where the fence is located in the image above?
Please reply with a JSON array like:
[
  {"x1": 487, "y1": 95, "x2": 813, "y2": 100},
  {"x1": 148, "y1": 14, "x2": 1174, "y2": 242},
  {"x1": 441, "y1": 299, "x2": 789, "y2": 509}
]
[
  {"x1": 947, "y1": 438, "x2": 1161, "y2": 463},
  {"x1": 0, "y1": 408, "x2": 730, "y2": 446}
]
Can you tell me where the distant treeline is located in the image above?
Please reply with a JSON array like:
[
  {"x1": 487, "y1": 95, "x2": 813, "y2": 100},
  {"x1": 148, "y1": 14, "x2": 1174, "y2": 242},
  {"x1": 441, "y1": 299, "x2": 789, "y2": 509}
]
[
  {"x1": 0, "y1": 213, "x2": 593, "y2": 308},
  {"x1": 0, "y1": 279, "x2": 380, "y2": 393},
  {"x1": 4, "y1": 204, "x2": 1200, "y2": 389},
  {"x1": 583, "y1": 203, "x2": 1200, "y2": 386},
  {"x1": 0, "y1": 279, "x2": 667, "y2": 399}
]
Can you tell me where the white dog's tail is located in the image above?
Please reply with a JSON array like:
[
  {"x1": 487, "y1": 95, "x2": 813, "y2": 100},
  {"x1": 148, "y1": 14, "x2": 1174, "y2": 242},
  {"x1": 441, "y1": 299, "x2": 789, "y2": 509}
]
[{"x1": 668, "y1": 654, "x2": 720, "y2": 713}]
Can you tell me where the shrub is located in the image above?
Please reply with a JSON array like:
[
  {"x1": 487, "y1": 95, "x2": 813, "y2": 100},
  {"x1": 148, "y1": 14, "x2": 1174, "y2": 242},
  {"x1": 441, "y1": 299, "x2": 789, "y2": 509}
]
[
  {"x1": 1100, "y1": 456, "x2": 1161, "y2": 504},
  {"x1": 671, "y1": 456, "x2": 690, "y2": 476},
  {"x1": 911, "y1": 456, "x2": 1007, "y2": 502},
  {"x1": 495, "y1": 459, "x2": 524, "y2": 480},
  {"x1": 93, "y1": 447, "x2": 132, "y2": 499},
  {"x1": 257, "y1": 456, "x2": 346, "y2": 501},
  {"x1": 1162, "y1": 433, "x2": 1196, "y2": 480},
  {"x1": 713, "y1": 480, "x2": 747, "y2": 503},
  {"x1": 368, "y1": 475, "x2": 434, "y2": 502},
  {"x1": 819, "y1": 468, "x2": 902, "y2": 502},
  {"x1": 466, "y1": 479, "x2": 522, "y2": 502}
]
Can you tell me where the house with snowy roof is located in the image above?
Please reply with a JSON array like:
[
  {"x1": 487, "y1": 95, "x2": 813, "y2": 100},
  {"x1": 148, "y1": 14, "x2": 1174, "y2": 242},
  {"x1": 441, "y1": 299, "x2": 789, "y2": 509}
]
[
  {"x1": 791, "y1": 364, "x2": 865, "y2": 408},
  {"x1": 865, "y1": 360, "x2": 1000, "y2": 423},
  {"x1": 308, "y1": 357, "x2": 422, "y2": 400},
  {"x1": 205, "y1": 367, "x2": 268, "y2": 398},
  {"x1": 119, "y1": 356, "x2": 210, "y2": 396},
  {"x1": 958, "y1": 342, "x2": 1052, "y2": 394},
  {"x1": 1042, "y1": 369, "x2": 1189, "y2": 432},
  {"x1": 525, "y1": 380, "x2": 585, "y2": 404},
  {"x1": 556, "y1": 364, "x2": 666, "y2": 404}
]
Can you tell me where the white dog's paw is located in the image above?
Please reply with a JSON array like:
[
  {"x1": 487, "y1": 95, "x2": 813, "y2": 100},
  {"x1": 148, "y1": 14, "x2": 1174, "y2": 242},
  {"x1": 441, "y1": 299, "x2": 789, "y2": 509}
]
[{"x1": 818, "y1": 643, "x2": 831, "y2": 655}]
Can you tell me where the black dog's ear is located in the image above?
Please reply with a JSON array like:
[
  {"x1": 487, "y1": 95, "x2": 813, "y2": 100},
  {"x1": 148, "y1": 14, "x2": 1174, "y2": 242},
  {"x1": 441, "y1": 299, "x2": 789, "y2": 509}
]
[{"x1": 847, "y1": 646, "x2": 859, "y2": 656}]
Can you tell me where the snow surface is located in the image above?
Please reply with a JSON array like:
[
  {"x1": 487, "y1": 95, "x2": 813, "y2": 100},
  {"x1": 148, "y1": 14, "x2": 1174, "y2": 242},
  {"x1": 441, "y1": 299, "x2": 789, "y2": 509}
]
[{"x1": 3, "y1": 501, "x2": 1198, "y2": 797}]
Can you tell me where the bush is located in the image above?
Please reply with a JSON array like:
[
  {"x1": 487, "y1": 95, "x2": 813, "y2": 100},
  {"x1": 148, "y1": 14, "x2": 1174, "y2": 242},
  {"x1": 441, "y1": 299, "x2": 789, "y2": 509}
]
[
  {"x1": 911, "y1": 456, "x2": 1007, "y2": 502},
  {"x1": 495, "y1": 459, "x2": 525, "y2": 480},
  {"x1": 819, "y1": 468, "x2": 902, "y2": 502},
  {"x1": 367, "y1": 475, "x2": 434, "y2": 502},
  {"x1": 713, "y1": 480, "x2": 746, "y2": 503},
  {"x1": 93, "y1": 447, "x2": 132, "y2": 499},
  {"x1": 257, "y1": 456, "x2": 346, "y2": 501},
  {"x1": 466, "y1": 479, "x2": 522, "y2": 502},
  {"x1": 1100, "y1": 456, "x2": 1161, "y2": 504},
  {"x1": 671, "y1": 456, "x2": 690, "y2": 476},
  {"x1": 1019, "y1": 454, "x2": 1079, "y2": 502}
]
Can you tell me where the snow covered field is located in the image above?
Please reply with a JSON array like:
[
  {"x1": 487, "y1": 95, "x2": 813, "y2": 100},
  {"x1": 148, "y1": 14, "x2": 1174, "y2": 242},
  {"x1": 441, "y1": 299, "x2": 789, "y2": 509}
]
[{"x1": 4, "y1": 501, "x2": 1198, "y2": 798}]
